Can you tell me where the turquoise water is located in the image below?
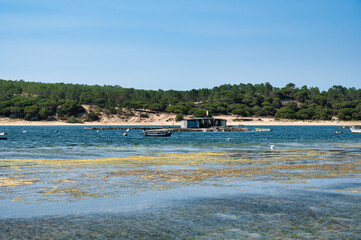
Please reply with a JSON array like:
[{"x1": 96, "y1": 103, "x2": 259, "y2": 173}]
[
  {"x1": 0, "y1": 126, "x2": 360, "y2": 239},
  {"x1": 0, "y1": 125, "x2": 359, "y2": 159}
]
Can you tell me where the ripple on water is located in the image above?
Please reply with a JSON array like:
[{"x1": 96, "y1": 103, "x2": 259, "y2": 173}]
[
  {"x1": 0, "y1": 126, "x2": 360, "y2": 238},
  {"x1": 0, "y1": 189, "x2": 360, "y2": 239}
]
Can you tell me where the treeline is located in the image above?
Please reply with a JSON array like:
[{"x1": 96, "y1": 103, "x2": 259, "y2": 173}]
[{"x1": 1, "y1": 79, "x2": 361, "y2": 121}]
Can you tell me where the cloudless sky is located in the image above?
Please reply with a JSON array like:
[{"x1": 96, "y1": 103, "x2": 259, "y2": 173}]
[{"x1": 0, "y1": 0, "x2": 360, "y2": 90}]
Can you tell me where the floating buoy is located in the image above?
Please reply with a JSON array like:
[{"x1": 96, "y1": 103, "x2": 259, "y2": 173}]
[
  {"x1": 123, "y1": 133, "x2": 127, "y2": 136},
  {"x1": 126, "y1": 129, "x2": 130, "y2": 132},
  {"x1": 265, "y1": 138, "x2": 268, "y2": 140},
  {"x1": 23, "y1": 130, "x2": 27, "y2": 133},
  {"x1": 270, "y1": 145, "x2": 275, "y2": 150},
  {"x1": 97, "y1": 130, "x2": 99, "y2": 132},
  {"x1": 227, "y1": 138, "x2": 231, "y2": 141}
]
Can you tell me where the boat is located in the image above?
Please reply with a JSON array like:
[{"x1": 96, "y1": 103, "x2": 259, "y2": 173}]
[
  {"x1": 0, "y1": 132, "x2": 8, "y2": 140},
  {"x1": 255, "y1": 128, "x2": 272, "y2": 132},
  {"x1": 143, "y1": 130, "x2": 171, "y2": 137},
  {"x1": 350, "y1": 126, "x2": 361, "y2": 133}
]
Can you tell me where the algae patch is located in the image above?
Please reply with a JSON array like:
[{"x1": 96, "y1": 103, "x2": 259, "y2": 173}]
[
  {"x1": 1, "y1": 148, "x2": 361, "y2": 202},
  {"x1": 0, "y1": 177, "x2": 39, "y2": 187}
]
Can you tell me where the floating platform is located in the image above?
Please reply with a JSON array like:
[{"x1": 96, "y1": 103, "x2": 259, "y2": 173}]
[
  {"x1": 171, "y1": 127, "x2": 250, "y2": 132},
  {"x1": 84, "y1": 126, "x2": 250, "y2": 132},
  {"x1": 84, "y1": 126, "x2": 166, "y2": 131}
]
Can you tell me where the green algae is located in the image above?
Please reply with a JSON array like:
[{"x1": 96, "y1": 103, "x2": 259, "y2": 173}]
[{"x1": 0, "y1": 148, "x2": 360, "y2": 202}]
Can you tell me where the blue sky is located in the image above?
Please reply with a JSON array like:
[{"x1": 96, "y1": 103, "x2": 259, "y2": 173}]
[{"x1": 0, "y1": 0, "x2": 360, "y2": 90}]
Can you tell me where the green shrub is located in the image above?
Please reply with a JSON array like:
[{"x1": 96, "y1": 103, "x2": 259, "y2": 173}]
[
  {"x1": 192, "y1": 109, "x2": 209, "y2": 118},
  {"x1": 140, "y1": 113, "x2": 149, "y2": 118},
  {"x1": 148, "y1": 103, "x2": 166, "y2": 112},
  {"x1": 86, "y1": 112, "x2": 100, "y2": 121},
  {"x1": 262, "y1": 106, "x2": 276, "y2": 116},
  {"x1": 232, "y1": 108, "x2": 249, "y2": 117},
  {"x1": 275, "y1": 107, "x2": 296, "y2": 119},
  {"x1": 94, "y1": 98, "x2": 106, "y2": 108},
  {"x1": 296, "y1": 108, "x2": 314, "y2": 120},
  {"x1": 175, "y1": 113, "x2": 184, "y2": 121},
  {"x1": 337, "y1": 108, "x2": 356, "y2": 121},
  {"x1": 66, "y1": 116, "x2": 83, "y2": 123},
  {"x1": 58, "y1": 100, "x2": 85, "y2": 117},
  {"x1": 313, "y1": 108, "x2": 332, "y2": 120}
]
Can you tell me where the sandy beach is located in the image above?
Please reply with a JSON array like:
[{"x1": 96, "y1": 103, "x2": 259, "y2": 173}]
[{"x1": 1, "y1": 113, "x2": 360, "y2": 126}]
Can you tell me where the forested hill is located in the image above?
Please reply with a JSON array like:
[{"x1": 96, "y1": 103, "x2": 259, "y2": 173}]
[{"x1": 1, "y1": 79, "x2": 361, "y2": 122}]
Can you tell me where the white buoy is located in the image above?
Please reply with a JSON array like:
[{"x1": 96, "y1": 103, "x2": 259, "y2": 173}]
[
  {"x1": 23, "y1": 130, "x2": 27, "y2": 133},
  {"x1": 123, "y1": 133, "x2": 127, "y2": 136},
  {"x1": 97, "y1": 130, "x2": 99, "y2": 132},
  {"x1": 270, "y1": 145, "x2": 275, "y2": 150},
  {"x1": 126, "y1": 129, "x2": 130, "y2": 132},
  {"x1": 227, "y1": 138, "x2": 231, "y2": 141}
]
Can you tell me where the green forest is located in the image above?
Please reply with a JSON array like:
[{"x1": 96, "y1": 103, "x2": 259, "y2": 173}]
[{"x1": 1, "y1": 79, "x2": 361, "y2": 122}]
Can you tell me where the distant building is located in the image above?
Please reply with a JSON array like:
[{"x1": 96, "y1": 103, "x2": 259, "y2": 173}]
[{"x1": 180, "y1": 118, "x2": 227, "y2": 129}]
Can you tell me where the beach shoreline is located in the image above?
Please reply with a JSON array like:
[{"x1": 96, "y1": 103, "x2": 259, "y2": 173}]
[{"x1": 1, "y1": 115, "x2": 360, "y2": 126}]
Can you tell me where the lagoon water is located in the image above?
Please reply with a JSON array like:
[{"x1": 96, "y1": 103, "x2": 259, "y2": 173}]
[
  {"x1": 0, "y1": 126, "x2": 360, "y2": 239},
  {"x1": 1, "y1": 125, "x2": 360, "y2": 159}
]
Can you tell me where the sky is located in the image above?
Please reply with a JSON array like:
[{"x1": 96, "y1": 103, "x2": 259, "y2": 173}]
[{"x1": 0, "y1": 0, "x2": 360, "y2": 91}]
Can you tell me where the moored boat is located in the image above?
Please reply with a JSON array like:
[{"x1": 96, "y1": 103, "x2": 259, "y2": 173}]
[
  {"x1": 350, "y1": 126, "x2": 361, "y2": 133},
  {"x1": 255, "y1": 128, "x2": 272, "y2": 132},
  {"x1": 143, "y1": 130, "x2": 171, "y2": 137},
  {"x1": 0, "y1": 132, "x2": 8, "y2": 140}
]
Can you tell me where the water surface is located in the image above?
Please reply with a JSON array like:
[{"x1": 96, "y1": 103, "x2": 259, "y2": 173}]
[{"x1": 0, "y1": 126, "x2": 360, "y2": 239}]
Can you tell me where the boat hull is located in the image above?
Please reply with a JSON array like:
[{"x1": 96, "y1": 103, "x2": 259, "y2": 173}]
[
  {"x1": 0, "y1": 132, "x2": 8, "y2": 140},
  {"x1": 144, "y1": 130, "x2": 171, "y2": 137},
  {"x1": 350, "y1": 127, "x2": 361, "y2": 133},
  {"x1": 255, "y1": 128, "x2": 272, "y2": 132}
]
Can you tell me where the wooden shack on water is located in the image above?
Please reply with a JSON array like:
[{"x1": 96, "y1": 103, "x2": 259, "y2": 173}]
[
  {"x1": 84, "y1": 117, "x2": 251, "y2": 132},
  {"x1": 180, "y1": 118, "x2": 227, "y2": 129}
]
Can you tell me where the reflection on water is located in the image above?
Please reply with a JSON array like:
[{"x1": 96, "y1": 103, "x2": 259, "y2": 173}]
[{"x1": 0, "y1": 126, "x2": 360, "y2": 238}]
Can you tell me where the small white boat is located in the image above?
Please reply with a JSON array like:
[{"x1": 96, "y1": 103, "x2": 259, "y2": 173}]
[
  {"x1": 350, "y1": 126, "x2": 361, "y2": 133},
  {"x1": 255, "y1": 128, "x2": 272, "y2": 132},
  {"x1": 0, "y1": 132, "x2": 8, "y2": 140},
  {"x1": 143, "y1": 130, "x2": 171, "y2": 137}
]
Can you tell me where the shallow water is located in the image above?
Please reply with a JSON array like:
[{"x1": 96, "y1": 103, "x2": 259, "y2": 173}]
[
  {"x1": 1, "y1": 125, "x2": 360, "y2": 159},
  {"x1": 0, "y1": 126, "x2": 360, "y2": 239}
]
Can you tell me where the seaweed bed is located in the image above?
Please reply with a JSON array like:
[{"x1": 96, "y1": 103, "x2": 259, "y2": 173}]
[{"x1": 1, "y1": 147, "x2": 361, "y2": 239}]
